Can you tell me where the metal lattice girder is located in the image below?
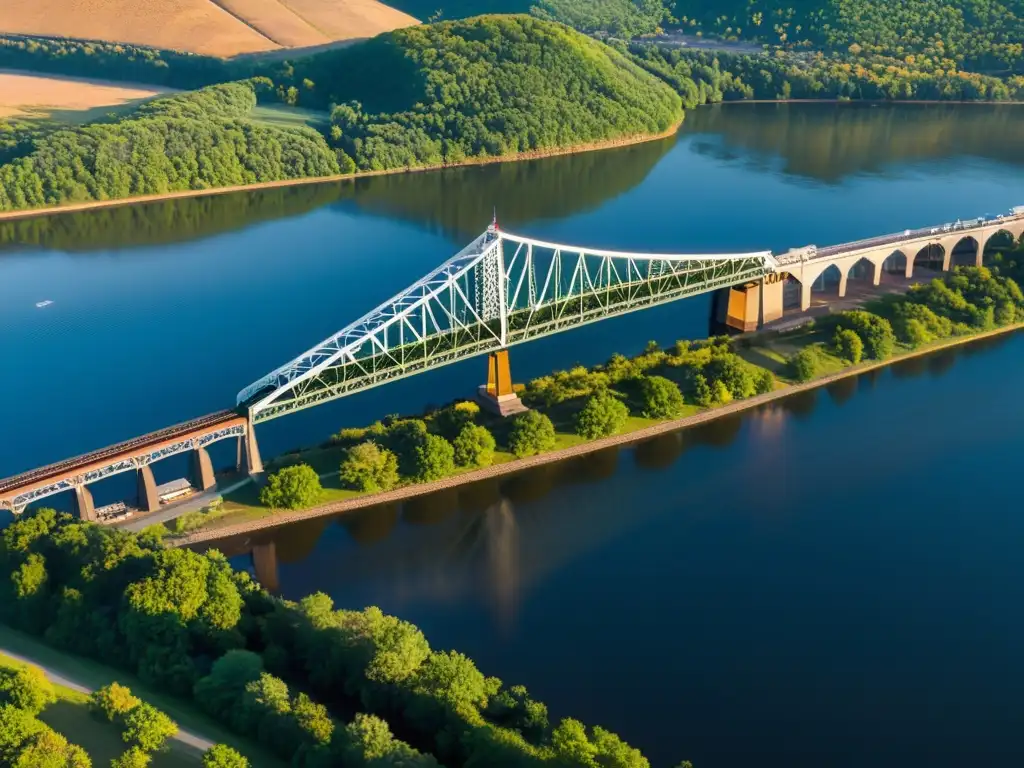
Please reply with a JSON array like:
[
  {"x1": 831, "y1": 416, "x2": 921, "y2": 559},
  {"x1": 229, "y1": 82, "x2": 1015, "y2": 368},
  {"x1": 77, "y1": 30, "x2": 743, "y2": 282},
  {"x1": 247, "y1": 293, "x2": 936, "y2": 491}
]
[
  {"x1": 2, "y1": 424, "x2": 245, "y2": 514},
  {"x1": 238, "y1": 227, "x2": 776, "y2": 423}
]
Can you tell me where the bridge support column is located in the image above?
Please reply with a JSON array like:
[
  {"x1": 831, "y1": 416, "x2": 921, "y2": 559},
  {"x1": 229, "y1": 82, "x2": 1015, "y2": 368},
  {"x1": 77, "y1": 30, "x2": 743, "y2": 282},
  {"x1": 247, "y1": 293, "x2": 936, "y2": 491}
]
[
  {"x1": 252, "y1": 541, "x2": 279, "y2": 593},
  {"x1": 800, "y1": 282, "x2": 812, "y2": 312},
  {"x1": 243, "y1": 416, "x2": 264, "y2": 475},
  {"x1": 975, "y1": 238, "x2": 985, "y2": 267},
  {"x1": 905, "y1": 256, "x2": 915, "y2": 279},
  {"x1": 838, "y1": 272, "x2": 849, "y2": 298},
  {"x1": 477, "y1": 350, "x2": 528, "y2": 417},
  {"x1": 137, "y1": 465, "x2": 159, "y2": 513},
  {"x1": 942, "y1": 249, "x2": 952, "y2": 272},
  {"x1": 74, "y1": 485, "x2": 96, "y2": 522},
  {"x1": 872, "y1": 261, "x2": 883, "y2": 286},
  {"x1": 192, "y1": 447, "x2": 216, "y2": 492}
]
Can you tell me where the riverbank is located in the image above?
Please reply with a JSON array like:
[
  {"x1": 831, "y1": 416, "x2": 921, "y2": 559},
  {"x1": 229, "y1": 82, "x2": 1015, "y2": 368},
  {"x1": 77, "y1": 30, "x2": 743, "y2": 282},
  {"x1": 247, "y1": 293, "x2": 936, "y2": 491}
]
[
  {"x1": 170, "y1": 320, "x2": 1024, "y2": 548},
  {"x1": 0, "y1": 120, "x2": 683, "y2": 222}
]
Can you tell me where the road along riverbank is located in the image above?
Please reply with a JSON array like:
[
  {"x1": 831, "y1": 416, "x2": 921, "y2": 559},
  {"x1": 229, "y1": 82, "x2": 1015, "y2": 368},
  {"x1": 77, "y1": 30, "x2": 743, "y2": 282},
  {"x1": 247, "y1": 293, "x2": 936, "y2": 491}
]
[{"x1": 169, "y1": 320, "x2": 1024, "y2": 548}]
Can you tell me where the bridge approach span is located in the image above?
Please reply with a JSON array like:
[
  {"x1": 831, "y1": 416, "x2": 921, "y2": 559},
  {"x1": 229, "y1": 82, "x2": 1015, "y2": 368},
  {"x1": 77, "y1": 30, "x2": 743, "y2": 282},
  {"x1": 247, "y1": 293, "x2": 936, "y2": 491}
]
[
  {"x1": 0, "y1": 411, "x2": 261, "y2": 515},
  {"x1": 237, "y1": 226, "x2": 776, "y2": 423}
]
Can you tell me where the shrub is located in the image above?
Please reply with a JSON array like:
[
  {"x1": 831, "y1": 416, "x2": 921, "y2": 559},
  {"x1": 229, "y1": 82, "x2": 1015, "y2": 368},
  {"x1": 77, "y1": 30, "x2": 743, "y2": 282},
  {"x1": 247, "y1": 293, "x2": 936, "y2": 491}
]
[
  {"x1": 711, "y1": 380, "x2": 732, "y2": 404},
  {"x1": 575, "y1": 391, "x2": 629, "y2": 439},
  {"x1": 121, "y1": 702, "x2": 178, "y2": 753},
  {"x1": 89, "y1": 683, "x2": 141, "y2": 723},
  {"x1": 339, "y1": 442, "x2": 400, "y2": 493},
  {"x1": 452, "y1": 424, "x2": 497, "y2": 468},
  {"x1": 507, "y1": 411, "x2": 557, "y2": 457},
  {"x1": 638, "y1": 375, "x2": 685, "y2": 419},
  {"x1": 0, "y1": 666, "x2": 55, "y2": 715},
  {"x1": 753, "y1": 368, "x2": 775, "y2": 394},
  {"x1": 837, "y1": 310, "x2": 895, "y2": 360},
  {"x1": 436, "y1": 401, "x2": 481, "y2": 439},
  {"x1": 789, "y1": 347, "x2": 820, "y2": 382},
  {"x1": 692, "y1": 373, "x2": 713, "y2": 407},
  {"x1": 892, "y1": 302, "x2": 952, "y2": 345},
  {"x1": 412, "y1": 434, "x2": 456, "y2": 482},
  {"x1": 112, "y1": 746, "x2": 151, "y2": 767},
  {"x1": 833, "y1": 327, "x2": 864, "y2": 364},
  {"x1": 204, "y1": 744, "x2": 249, "y2": 768},
  {"x1": 705, "y1": 354, "x2": 756, "y2": 398},
  {"x1": 259, "y1": 464, "x2": 322, "y2": 510}
]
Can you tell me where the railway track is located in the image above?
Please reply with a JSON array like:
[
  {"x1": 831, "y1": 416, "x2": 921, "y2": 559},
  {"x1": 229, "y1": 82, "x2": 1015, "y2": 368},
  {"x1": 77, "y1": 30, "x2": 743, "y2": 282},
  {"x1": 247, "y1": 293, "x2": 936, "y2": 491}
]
[{"x1": 0, "y1": 410, "x2": 238, "y2": 493}]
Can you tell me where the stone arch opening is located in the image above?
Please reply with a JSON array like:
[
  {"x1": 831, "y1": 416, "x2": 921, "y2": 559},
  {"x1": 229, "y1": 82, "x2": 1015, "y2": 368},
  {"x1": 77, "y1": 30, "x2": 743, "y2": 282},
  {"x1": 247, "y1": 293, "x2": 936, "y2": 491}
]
[
  {"x1": 983, "y1": 229, "x2": 1019, "y2": 264},
  {"x1": 811, "y1": 264, "x2": 843, "y2": 302},
  {"x1": 913, "y1": 243, "x2": 945, "y2": 275},
  {"x1": 883, "y1": 250, "x2": 908, "y2": 277},
  {"x1": 845, "y1": 256, "x2": 878, "y2": 293},
  {"x1": 950, "y1": 236, "x2": 980, "y2": 268},
  {"x1": 782, "y1": 274, "x2": 803, "y2": 310}
]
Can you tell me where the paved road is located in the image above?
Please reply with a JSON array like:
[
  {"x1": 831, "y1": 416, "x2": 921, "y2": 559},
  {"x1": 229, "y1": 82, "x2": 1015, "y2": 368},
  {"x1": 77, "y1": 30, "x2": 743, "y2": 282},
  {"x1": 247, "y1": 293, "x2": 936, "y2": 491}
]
[
  {"x1": 119, "y1": 477, "x2": 253, "y2": 533},
  {"x1": 0, "y1": 646, "x2": 214, "y2": 753}
]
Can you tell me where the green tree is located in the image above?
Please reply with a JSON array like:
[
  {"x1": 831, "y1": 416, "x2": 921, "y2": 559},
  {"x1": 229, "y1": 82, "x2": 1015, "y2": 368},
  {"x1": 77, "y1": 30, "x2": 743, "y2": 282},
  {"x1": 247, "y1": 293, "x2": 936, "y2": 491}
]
[
  {"x1": 692, "y1": 373, "x2": 713, "y2": 407},
  {"x1": 837, "y1": 310, "x2": 895, "y2": 359},
  {"x1": 121, "y1": 703, "x2": 177, "y2": 753},
  {"x1": 412, "y1": 434, "x2": 456, "y2": 482},
  {"x1": 507, "y1": 411, "x2": 558, "y2": 457},
  {"x1": 203, "y1": 744, "x2": 249, "y2": 768},
  {"x1": 452, "y1": 424, "x2": 497, "y2": 468},
  {"x1": 833, "y1": 326, "x2": 864, "y2": 364},
  {"x1": 90, "y1": 683, "x2": 141, "y2": 723},
  {"x1": 11, "y1": 727, "x2": 91, "y2": 767},
  {"x1": 753, "y1": 367, "x2": 775, "y2": 394},
  {"x1": 0, "y1": 666, "x2": 56, "y2": 715},
  {"x1": 638, "y1": 375, "x2": 685, "y2": 419},
  {"x1": 111, "y1": 747, "x2": 150, "y2": 767},
  {"x1": 259, "y1": 464, "x2": 322, "y2": 510},
  {"x1": 339, "y1": 442, "x2": 400, "y2": 492},
  {"x1": 789, "y1": 347, "x2": 820, "y2": 382},
  {"x1": 575, "y1": 391, "x2": 630, "y2": 439},
  {"x1": 435, "y1": 401, "x2": 480, "y2": 439}
]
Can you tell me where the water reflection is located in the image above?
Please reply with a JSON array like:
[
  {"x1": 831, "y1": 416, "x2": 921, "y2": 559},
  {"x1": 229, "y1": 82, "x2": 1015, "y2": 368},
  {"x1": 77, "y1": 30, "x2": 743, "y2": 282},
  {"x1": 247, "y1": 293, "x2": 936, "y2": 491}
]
[
  {"x1": 634, "y1": 432, "x2": 685, "y2": 470},
  {"x1": 825, "y1": 375, "x2": 858, "y2": 405},
  {"x1": 683, "y1": 102, "x2": 1024, "y2": 183}
]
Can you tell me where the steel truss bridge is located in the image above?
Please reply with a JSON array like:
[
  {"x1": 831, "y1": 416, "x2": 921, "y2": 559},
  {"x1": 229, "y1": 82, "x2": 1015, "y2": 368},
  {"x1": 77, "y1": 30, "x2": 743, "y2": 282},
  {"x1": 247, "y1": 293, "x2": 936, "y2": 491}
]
[{"x1": 238, "y1": 225, "x2": 776, "y2": 423}]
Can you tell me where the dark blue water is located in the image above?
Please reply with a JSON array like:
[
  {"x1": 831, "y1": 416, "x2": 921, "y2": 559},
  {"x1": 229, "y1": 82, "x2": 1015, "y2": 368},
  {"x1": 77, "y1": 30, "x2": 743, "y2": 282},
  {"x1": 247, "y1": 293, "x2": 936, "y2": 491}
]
[
  {"x1": 2, "y1": 102, "x2": 1024, "y2": 767},
  {"x1": 2, "y1": 103, "x2": 1021, "y2": 480},
  {"x1": 231, "y1": 333, "x2": 1024, "y2": 768}
]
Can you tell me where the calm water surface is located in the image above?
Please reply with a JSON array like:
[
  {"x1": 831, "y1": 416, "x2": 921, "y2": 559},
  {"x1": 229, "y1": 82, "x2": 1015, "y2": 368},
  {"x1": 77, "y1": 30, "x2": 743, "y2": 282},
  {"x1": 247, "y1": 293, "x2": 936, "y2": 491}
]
[{"x1": 2, "y1": 102, "x2": 1024, "y2": 767}]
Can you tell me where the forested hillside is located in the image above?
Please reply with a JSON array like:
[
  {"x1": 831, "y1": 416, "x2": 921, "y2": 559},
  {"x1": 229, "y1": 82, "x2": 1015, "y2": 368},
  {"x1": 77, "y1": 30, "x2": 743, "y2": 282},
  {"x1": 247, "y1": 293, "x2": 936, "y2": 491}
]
[
  {"x1": 279, "y1": 15, "x2": 682, "y2": 171},
  {"x1": 0, "y1": 82, "x2": 339, "y2": 211},
  {"x1": 671, "y1": 0, "x2": 1024, "y2": 71}
]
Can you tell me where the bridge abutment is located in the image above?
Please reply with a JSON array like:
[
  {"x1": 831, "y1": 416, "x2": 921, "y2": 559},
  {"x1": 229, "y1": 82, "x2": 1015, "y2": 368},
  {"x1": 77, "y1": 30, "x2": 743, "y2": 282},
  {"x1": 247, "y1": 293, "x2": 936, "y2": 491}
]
[
  {"x1": 192, "y1": 447, "x2": 216, "y2": 491},
  {"x1": 137, "y1": 465, "x2": 159, "y2": 513},
  {"x1": 477, "y1": 350, "x2": 528, "y2": 417},
  {"x1": 74, "y1": 485, "x2": 96, "y2": 522},
  {"x1": 243, "y1": 416, "x2": 264, "y2": 475}
]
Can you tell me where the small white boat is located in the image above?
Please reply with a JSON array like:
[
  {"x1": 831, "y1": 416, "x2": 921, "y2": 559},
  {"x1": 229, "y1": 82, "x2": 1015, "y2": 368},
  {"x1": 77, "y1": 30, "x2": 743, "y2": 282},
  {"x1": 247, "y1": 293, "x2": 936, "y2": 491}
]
[{"x1": 35, "y1": 300, "x2": 53, "y2": 308}]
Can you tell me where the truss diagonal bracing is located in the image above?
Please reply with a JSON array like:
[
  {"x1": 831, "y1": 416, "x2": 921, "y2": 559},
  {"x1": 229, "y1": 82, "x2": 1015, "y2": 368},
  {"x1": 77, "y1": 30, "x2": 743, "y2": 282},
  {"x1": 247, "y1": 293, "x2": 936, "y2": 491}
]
[{"x1": 238, "y1": 227, "x2": 776, "y2": 423}]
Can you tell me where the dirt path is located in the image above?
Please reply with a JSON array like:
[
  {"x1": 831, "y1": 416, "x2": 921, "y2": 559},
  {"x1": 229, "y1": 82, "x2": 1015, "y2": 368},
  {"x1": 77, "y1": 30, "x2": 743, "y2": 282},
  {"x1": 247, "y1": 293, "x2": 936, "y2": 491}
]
[{"x1": 0, "y1": 645, "x2": 214, "y2": 753}]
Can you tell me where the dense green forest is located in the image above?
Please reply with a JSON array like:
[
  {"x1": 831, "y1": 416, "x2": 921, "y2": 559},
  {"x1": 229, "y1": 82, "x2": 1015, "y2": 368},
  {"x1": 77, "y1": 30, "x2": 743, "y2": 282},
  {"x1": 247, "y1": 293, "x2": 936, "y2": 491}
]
[
  {"x1": 0, "y1": 82, "x2": 340, "y2": 211},
  {"x1": 670, "y1": 0, "x2": 1024, "y2": 71},
  {"x1": 278, "y1": 15, "x2": 681, "y2": 171},
  {"x1": 632, "y1": 45, "x2": 1024, "y2": 103},
  {"x1": 0, "y1": 508, "x2": 659, "y2": 767}
]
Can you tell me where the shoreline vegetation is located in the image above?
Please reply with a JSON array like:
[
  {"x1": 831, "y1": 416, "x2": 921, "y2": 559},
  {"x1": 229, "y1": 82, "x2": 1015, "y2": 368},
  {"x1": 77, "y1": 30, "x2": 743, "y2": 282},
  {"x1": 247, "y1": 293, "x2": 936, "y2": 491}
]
[
  {"x1": 0, "y1": 117, "x2": 683, "y2": 222},
  {"x1": 2, "y1": 2, "x2": 1023, "y2": 214},
  {"x1": 163, "y1": 250, "x2": 1024, "y2": 548}
]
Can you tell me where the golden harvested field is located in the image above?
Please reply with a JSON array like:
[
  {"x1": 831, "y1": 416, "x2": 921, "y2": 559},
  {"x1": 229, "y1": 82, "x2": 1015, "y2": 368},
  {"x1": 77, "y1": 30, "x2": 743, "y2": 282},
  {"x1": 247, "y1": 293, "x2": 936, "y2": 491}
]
[
  {"x1": 0, "y1": 70, "x2": 169, "y2": 120},
  {"x1": 0, "y1": 0, "x2": 420, "y2": 57}
]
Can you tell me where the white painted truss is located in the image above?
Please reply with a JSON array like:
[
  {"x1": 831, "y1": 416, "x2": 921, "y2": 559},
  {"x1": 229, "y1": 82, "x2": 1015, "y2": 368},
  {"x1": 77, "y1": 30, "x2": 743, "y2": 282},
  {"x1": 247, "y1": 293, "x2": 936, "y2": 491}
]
[{"x1": 238, "y1": 226, "x2": 776, "y2": 423}]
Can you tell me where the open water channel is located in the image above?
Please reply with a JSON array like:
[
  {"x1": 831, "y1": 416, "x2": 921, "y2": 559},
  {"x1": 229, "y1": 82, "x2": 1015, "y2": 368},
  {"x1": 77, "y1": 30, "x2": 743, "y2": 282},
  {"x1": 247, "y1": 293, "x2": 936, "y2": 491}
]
[{"x1": 2, "y1": 102, "x2": 1024, "y2": 766}]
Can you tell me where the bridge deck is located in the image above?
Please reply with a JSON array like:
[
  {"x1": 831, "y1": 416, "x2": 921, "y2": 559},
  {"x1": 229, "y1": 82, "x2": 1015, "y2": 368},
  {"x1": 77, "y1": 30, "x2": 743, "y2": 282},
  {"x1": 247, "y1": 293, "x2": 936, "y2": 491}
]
[{"x1": 0, "y1": 410, "x2": 239, "y2": 495}]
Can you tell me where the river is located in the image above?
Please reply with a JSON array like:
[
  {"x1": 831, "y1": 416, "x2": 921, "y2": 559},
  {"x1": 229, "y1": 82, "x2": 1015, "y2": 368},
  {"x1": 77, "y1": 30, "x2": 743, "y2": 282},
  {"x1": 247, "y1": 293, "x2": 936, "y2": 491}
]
[{"x1": 2, "y1": 102, "x2": 1024, "y2": 766}]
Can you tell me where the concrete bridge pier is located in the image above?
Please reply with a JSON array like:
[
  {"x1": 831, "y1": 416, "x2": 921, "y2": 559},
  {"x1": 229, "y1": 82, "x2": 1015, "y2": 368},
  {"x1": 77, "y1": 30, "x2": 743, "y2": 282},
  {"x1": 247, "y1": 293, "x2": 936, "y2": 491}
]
[
  {"x1": 243, "y1": 416, "x2": 263, "y2": 475},
  {"x1": 137, "y1": 465, "x2": 159, "y2": 513},
  {"x1": 192, "y1": 446, "x2": 216, "y2": 492},
  {"x1": 74, "y1": 485, "x2": 96, "y2": 522}
]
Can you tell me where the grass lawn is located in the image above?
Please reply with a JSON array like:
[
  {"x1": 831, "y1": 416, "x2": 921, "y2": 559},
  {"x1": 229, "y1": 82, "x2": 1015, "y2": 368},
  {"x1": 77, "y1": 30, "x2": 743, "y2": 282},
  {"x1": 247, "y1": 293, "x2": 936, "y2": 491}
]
[
  {"x1": 0, "y1": 626, "x2": 283, "y2": 768},
  {"x1": 250, "y1": 105, "x2": 330, "y2": 132}
]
